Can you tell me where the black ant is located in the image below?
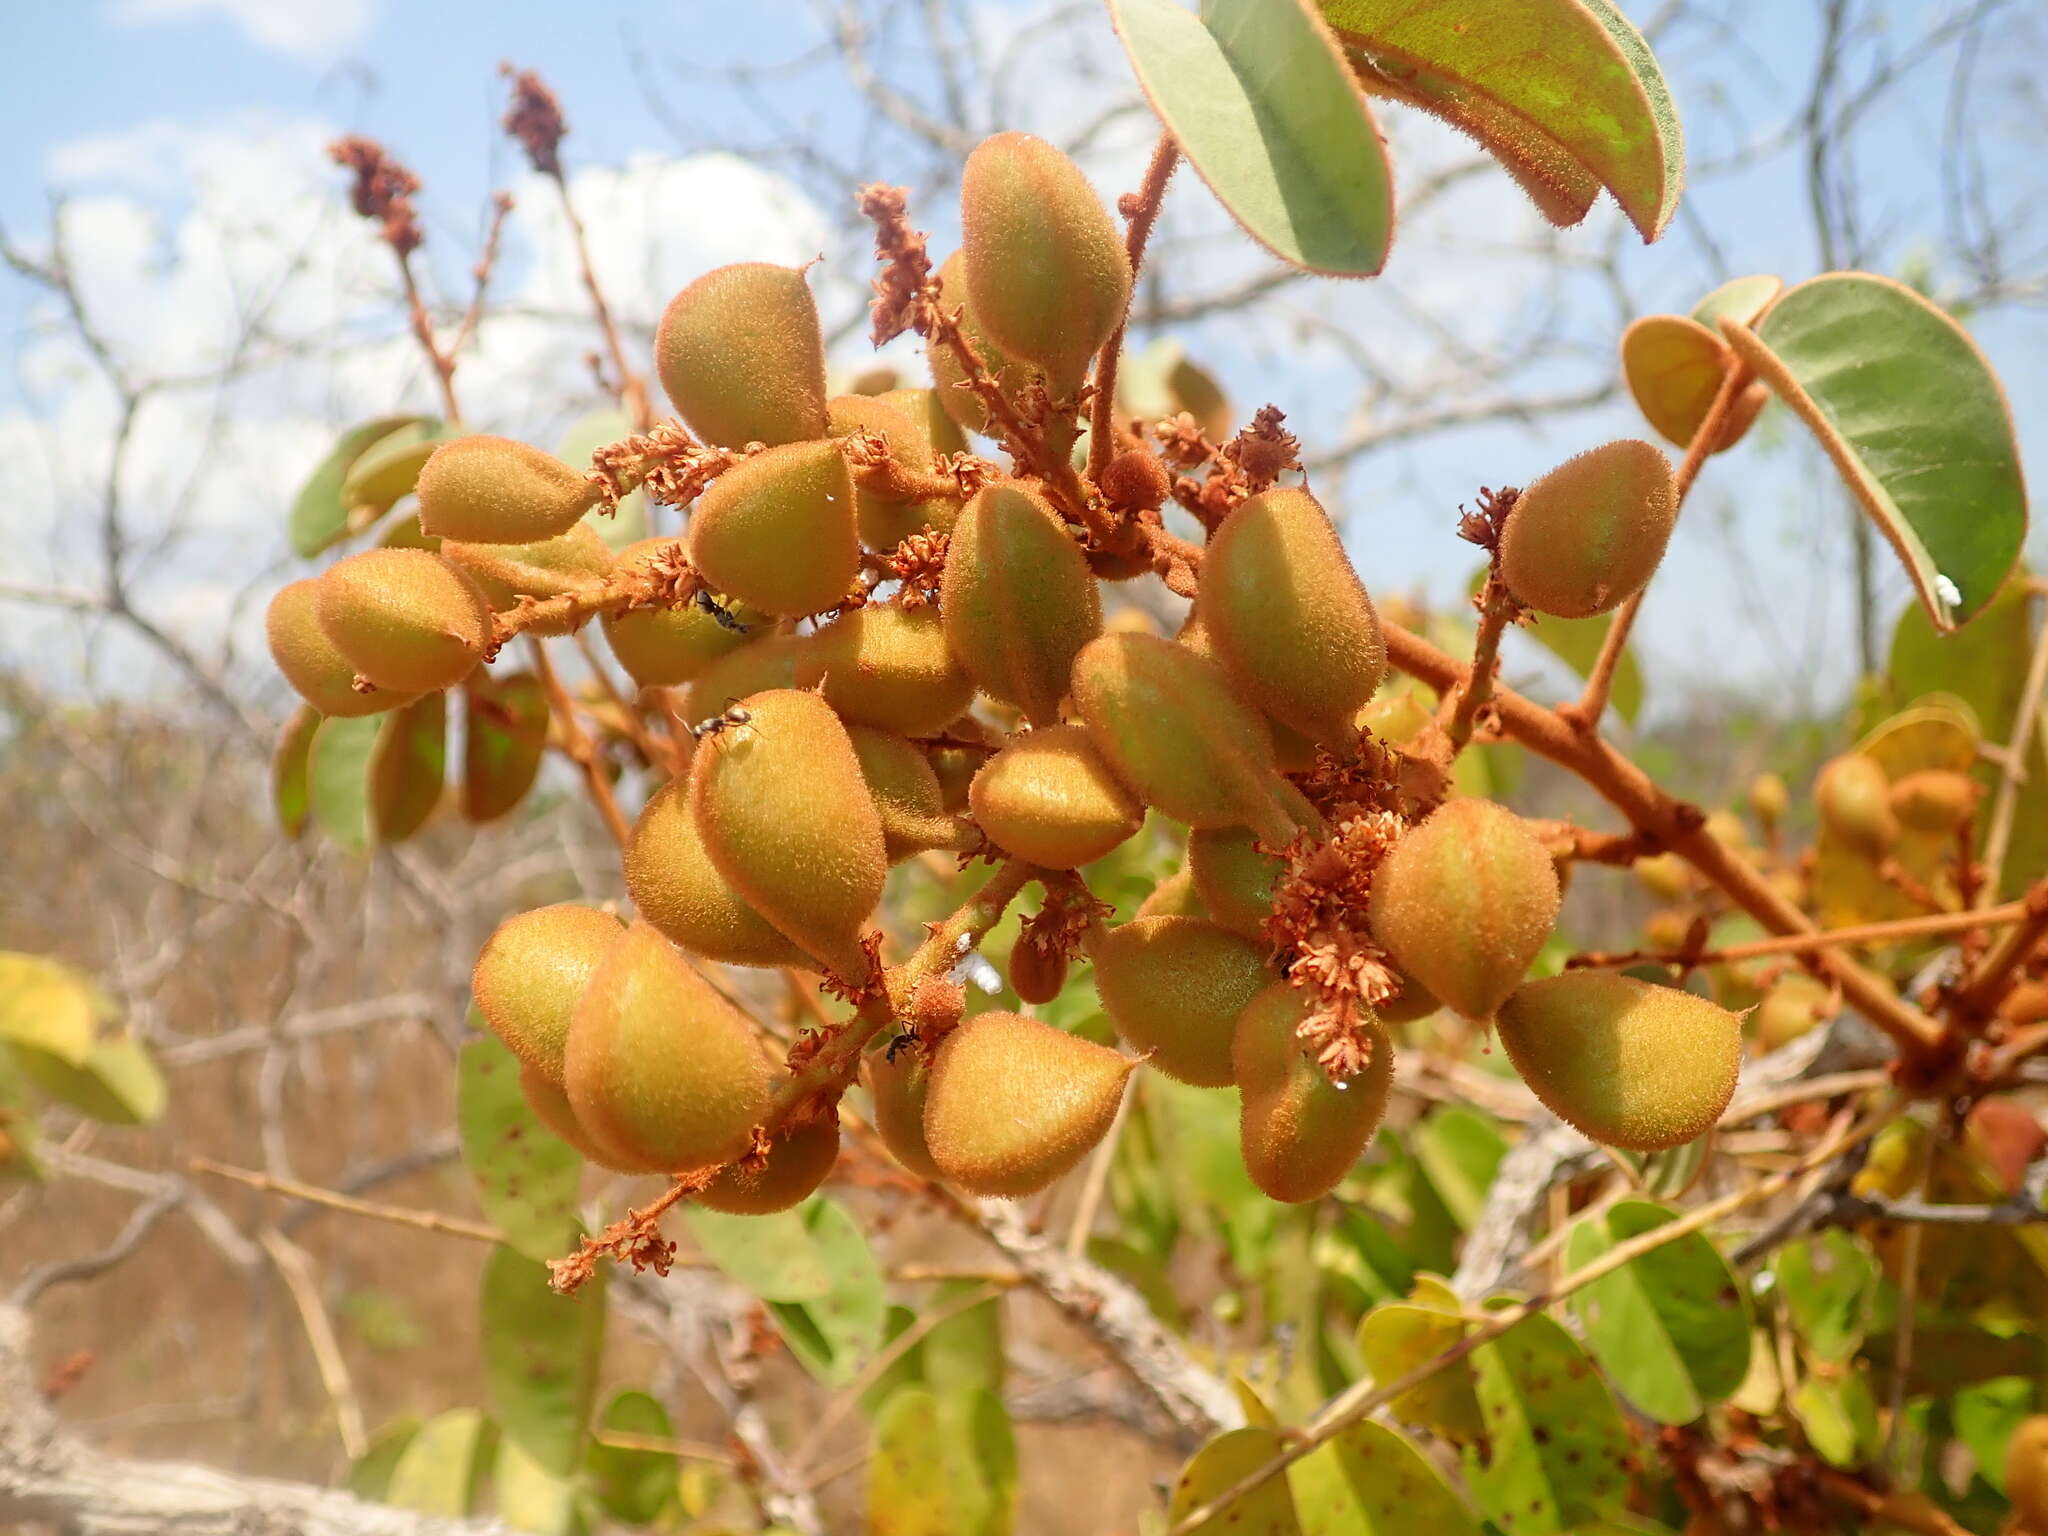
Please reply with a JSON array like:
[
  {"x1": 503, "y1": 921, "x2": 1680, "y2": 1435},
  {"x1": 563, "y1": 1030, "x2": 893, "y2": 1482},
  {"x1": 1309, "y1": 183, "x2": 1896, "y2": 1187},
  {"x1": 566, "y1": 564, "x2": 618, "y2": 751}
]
[
  {"x1": 688, "y1": 701, "x2": 753, "y2": 743},
  {"x1": 693, "y1": 590, "x2": 749, "y2": 634},
  {"x1": 883, "y1": 1031, "x2": 919, "y2": 1064}
]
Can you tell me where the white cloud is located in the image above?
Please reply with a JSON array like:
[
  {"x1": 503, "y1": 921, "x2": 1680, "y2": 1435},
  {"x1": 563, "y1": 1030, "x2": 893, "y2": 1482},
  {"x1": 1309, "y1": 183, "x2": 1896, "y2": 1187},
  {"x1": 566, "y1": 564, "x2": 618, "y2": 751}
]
[{"x1": 103, "y1": 0, "x2": 379, "y2": 63}]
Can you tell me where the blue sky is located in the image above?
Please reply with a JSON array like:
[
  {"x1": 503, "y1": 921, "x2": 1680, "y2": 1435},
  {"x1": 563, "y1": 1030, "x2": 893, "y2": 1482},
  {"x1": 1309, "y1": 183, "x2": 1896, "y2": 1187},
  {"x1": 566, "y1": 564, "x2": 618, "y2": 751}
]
[{"x1": 2, "y1": 0, "x2": 2043, "y2": 718}]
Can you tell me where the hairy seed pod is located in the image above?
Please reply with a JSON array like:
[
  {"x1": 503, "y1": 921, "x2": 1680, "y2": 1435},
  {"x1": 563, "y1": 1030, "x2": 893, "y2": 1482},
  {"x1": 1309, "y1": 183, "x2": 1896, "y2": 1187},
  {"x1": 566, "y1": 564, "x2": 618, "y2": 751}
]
[
  {"x1": 1137, "y1": 868, "x2": 1208, "y2": 921},
  {"x1": 923, "y1": 1012, "x2": 1134, "y2": 1197},
  {"x1": 1100, "y1": 448, "x2": 1171, "y2": 511},
  {"x1": 602, "y1": 539, "x2": 762, "y2": 688},
  {"x1": 927, "y1": 741, "x2": 989, "y2": 814},
  {"x1": 2009, "y1": 1416, "x2": 2048, "y2": 1535},
  {"x1": 442, "y1": 522, "x2": 612, "y2": 635},
  {"x1": 415, "y1": 435, "x2": 599, "y2": 544},
  {"x1": 625, "y1": 779, "x2": 809, "y2": 968},
  {"x1": 961, "y1": 133, "x2": 1131, "y2": 389},
  {"x1": 681, "y1": 630, "x2": 811, "y2": 724},
  {"x1": 1188, "y1": 825, "x2": 1285, "y2": 942},
  {"x1": 1235, "y1": 983, "x2": 1394, "y2": 1204},
  {"x1": 1378, "y1": 972, "x2": 1442, "y2": 1025},
  {"x1": 798, "y1": 602, "x2": 976, "y2": 737},
  {"x1": 1751, "y1": 972, "x2": 1833, "y2": 1054},
  {"x1": 1177, "y1": 615, "x2": 1324, "y2": 774},
  {"x1": 926, "y1": 253, "x2": 1036, "y2": 437},
  {"x1": 1499, "y1": 440, "x2": 1679, "y2": 619},
  {"x1": 518, "y1": 1063, "x2": 659, "y2": 1173},
  {"x1": 1071, "y1": 633, "x2": 1301, "y2": 845},
  {"x1": 968, "y1": 724, "x2": 1142, "y2": 869},
  {"x1": 845, "y1": 725, "x2": 959, "y2": 862},
  {"x1": 314, "y1": 548, "x2": 493, "y2": 695},
  {"x1": 864, "y1": 1049, "x2": 941, "y2": 1179},
  {"x1": 1749, "y1": 771, "x2": 1789, "y2": 827},
  {"x1": 1367, "y1": 799, "x2": 1560, "y2": 1020},
  {"x1": 1495, "y1": 972, "x2": 1741, "y2": 1151},
  {"x1": 828, "y1": 393, "x2": 961, "y2": 551},
  {"x1": 689, "y1": 440, "x2": 858, "y2": 617},
  {"x1": 1093, "y1": 917, "x2": 1272, "y2": 1087},
  {"x1": 1815, "y1": 753, "x2": 1898, "y2": 858},
  {"x1": 695, "y1": 1117, "x2": 840, "y2": 1214},
  {"x1": 1196, "y1": 487, "x2": 1386, "y2": 745},
  {"x1": 689, "y1": 689, "x2": 888, "y2": 979},
  {"x1": 941, "y1": 482, "x2": 1102, "y2": 726},
  {"x1": 564, "y1": 921, "x2": 775, "y2": 1172},
  {"x1": 472, "y1": 903, "x2": 628, "y2": 1085},
  {"x1": 879, "y1": 386, "x2": 969, "y2": 458},
  {"x1": 654, "y1": 262, "x2": 829, "y2": 449},
  {"x1": 1009, "y1": 941, "x2": 1071, "y2": 1006},
  {"x1": 268, "y1": 578, "x2": 415, "y2": 717},
  {"x1": 1888, "y1": 768, "x2": 1978, "y2": 834}
]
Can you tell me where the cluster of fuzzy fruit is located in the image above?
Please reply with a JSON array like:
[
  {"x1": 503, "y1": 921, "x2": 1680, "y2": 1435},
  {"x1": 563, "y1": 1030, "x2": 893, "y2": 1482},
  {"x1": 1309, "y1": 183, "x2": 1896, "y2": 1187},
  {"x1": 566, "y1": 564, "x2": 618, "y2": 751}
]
[{"x1": 267, "y1": 130, "x2": 1747, "y2": 1213}]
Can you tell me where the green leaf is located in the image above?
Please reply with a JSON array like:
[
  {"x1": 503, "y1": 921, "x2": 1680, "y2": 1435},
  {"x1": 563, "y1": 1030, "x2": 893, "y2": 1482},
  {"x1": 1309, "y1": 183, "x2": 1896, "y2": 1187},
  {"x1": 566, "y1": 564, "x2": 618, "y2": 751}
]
[
  {"x1": 1168, "y1": 1426, "x2": 1304, "y2": 1534},
  {"x1": 1774, "y1": 1230, "x2": 1875, "y2": 1365},
  {"x1": 765, "y1": 1197, "x2": 886, "y2": 1385},
  {"x1": 457, "y1": 1034, "x2": 583, "y2": 1262},
  {"x1": 1619, "y1": 315, "x2": 1729, "y2": 453},
  {"x1": 463, "y1": 672, "x2": 549, "y2": 823},
  {"x1": 494, "y1": 1436, "x2": 579, "y2": 1536},
  {"x1": 0, "y1": 952, "x2": 112, "y2": 1063},
  {"x1": 308, "y1": 714, "x2": 381, "y2": 853},
  {"x1": 385, "y1": 1407, "x2": 495, "y2": 1517},
  {"x1": 1727, "y1": 273, "x2": 2028, "y2": 630},
  {"x1": 273, "y1": 705, "x2": 319, "y2": 839},
  {"x1": 1690, "y1": 274, "x2": 1781, "y2": 330},
  {"x1": 369, "y1": 690, "x2": 446, "y2": 844},
  {"x1": 1291, "y1": 1419, "x2": 1484, "y2": 1536},
  {"x1": 14, "y1": 1034, "x2": 165, "y2": 1125},
  {"x1": 868, "y1": 1385, "x2": 1002, "y2": 1536},
  {"x1": 588, "y1": 1390, "x2": 678, "y2": 1525},
  {"x1": 558, "y1": 411, "x2": 647, "y2": 551},
  {"x1": 921, "y1": 1280, "x2": 1005, "y2": 1398},
  {"x1": 1465, "y1": 1312, "x2": 1634, "y2": 1533},
  {"x1": 340, "y1": 420, "x2": 450, "y2": 524},
  {"x1": 942, "y1": 1385, "x2": 1018, "y2": 1536},
  {"x1": 1953, "y1": 1376, "x2": 2032, "y2": 1493},
  {"x1": 1889, "y1": 576, "x2": 2033, "y2": 738},
  {"x1": 289, "y1": 415, "x2": 428, "y2": 559},
  {"x1": 1320, "y1": 0, "x2": 1682, "y2": 241},
  {"x1": 1791, "y1": 1370, "x2": 1878, "y2": 1468},
  {"x1": 681, "y1": 1204, "x2": 831, "y2": 1302},
  {"x1": 481, "y1": 1243, "x2": 605, "y2": 1476},
  {"x1": 346, "y1": 1416, "x2": 421, "y2": 1502},
  {"x1": 1564, "y1": 1199, "x2": 1752, "y2": 1424},
  {"x1": 1111, "y1": 0, "x2": 1393, "y2": 276},
  {"x1": 1411, "y1": 1106, "x2": 1506, "y2": 1231}
]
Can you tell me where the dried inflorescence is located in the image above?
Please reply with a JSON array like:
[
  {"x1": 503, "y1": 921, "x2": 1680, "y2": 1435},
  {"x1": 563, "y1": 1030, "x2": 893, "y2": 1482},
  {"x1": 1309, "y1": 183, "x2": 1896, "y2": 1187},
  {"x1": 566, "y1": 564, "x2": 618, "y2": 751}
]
[{"x1": 328, "y1": 135, "x2": 423, "y2": 256}]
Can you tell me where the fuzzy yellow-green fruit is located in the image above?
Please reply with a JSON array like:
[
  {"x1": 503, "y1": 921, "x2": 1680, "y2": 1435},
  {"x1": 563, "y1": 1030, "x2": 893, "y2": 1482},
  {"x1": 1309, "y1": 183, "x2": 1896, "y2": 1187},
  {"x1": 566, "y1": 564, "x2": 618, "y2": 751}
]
[
  {"x1": 689, "y1": 440, "x2": 858, "y2": 618},
  {"x1": 442, "y1": 522, "x2": 612, "y2": 635},
  {"x1": 941, "y1": 482, "x2": 1101, "y2": 726},
  {"x1": 1187, "y1": 825, "x2": 1285, "y2": 942},
  {"x1": 845, "y1": 725, "x2": 959, "y2": 862},
  {"x1": 654, "y1": 262, "x2": 829, "y2": 449},
  {"x1": 1495, "y1": 972, "x2": 1741, "y2": 1151},
  {"x1": 1176, "y1": 618, "x2": 1324, "y2": 774},
  {"x1": 1634, "y1": 850, "x2": 1690, "y2": 902},
  {"x1": 1749, "y1": 771, "x2": 1789, "y2": 827},
  {"x1": 1643, "y1": 908, "x2": 1694, "y2": 952},
  {"x1": 681, "y1": 630, "x2": 811, "y2": 724},
  {"x1": 922, "y1": 1012, "x2": 1134, "y2": 1197},
  {"x1": 1378, "y1": 972, "x2": 1442, "y2": 1025},
  {"x1": 1071, "y1": 633, "x2": 1300, "y2": 846},
  {"x1": 415, "y1": 435, "x2": 599, "y2": 544},
  {"x1": 864, "y1": 1049, "x2": 941, "y2": 1179},
  {"x1": 689, "y1": 689, "x2": 888, "y2": 978},
  {"x1": 601, "y1": 539, "x2": 763, "y2": 688},
  {"x1": 563, "y1": 921, "x2": 775, "y2": 1173},
  {"x1": 1888, "y1": 768, "x2": 1978, "y2": 834},
  {"x1": 1009, "y1": 941, "x2": 1070, "y2": 1006},
  {"x1": 1367, "y1": 799, "x2": 1560, "y2": 1021},
  {"x1": 1751, "y1": 972, "x2": 1833, "y2": 1054},
  {"x1": 695, "y1": 1117, "x2": 840, "y2": 1214},
  {"x1": 518, "y1": 1062, "x2": 659, "y2": 1173},
  {"x1": 797, "y1": 602, "x2": 975, "y2": 737},
  {"x1": 624, "y1": 779, "x2": 810, "y2": 968},
  {"x1": 879, "y1": 386, "x2": 969, "y2": 459},
  {"x1": 1235, "y1": 982, "x2": 1394, "y2": 1204},
  {"x1": 926, "y1": 252, "x2": 1038, "y2": 437},
  {"x1": 472, "y1": 903, "x2": 627, "y2": 1085},
  {"x1": 2003, "y1": 1415, "x2": 2048, "y2": 1531},
  {"x1": 1195, "y1": 487, "x2": 1385, "y2": 745},
  {"x1": 1138, "y1": 868, "x2": 1208, "y2": 920},
  {"x1": 1815, "y1": 752, "x2": 1898, "y2": 858},
  {"x1": 961, "y1": 133, "x2": 1131, "y2": 389},
  {"x1": 314, "y1": 548, "x2": 493, "y2": 696},
  {"x1": 827, "y1": 393, "x2": 961, "y2": 551},
  {"x1": 928, "y1": 741, "x2": 988, "y2": 814},
  {"x1": 968, "y1": 724, "x2": 1142, "y2": 869},
  {"x1": 268, "y1": 578, "x2": 414, "y2": 717},
  {"x1": 1356, "y1": 684, "x2": 1435, "y2": 746},
  {"x1": 1092, "y1": 917, "x2": 1271, "y2": 1087},
  {"x1": 1499, "y1": 439, "x2": 1678, "y2": 619}
]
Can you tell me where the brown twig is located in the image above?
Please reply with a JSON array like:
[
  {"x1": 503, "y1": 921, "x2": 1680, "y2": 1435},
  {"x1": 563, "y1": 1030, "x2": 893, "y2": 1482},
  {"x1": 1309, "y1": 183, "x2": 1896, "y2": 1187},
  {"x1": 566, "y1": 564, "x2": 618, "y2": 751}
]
[
  {"x1": 449, "y1": 192, "x2": 515, "y2": 359},
  {"x1": 1088, "y1": 132, "x2": 1179, "y2": 482},
  {"x1": 190, "y1": 1157, "x2": 502, "y2": 1244},
  {"x1": 1951, "y1": 877, "x2": 2048, "y2": 1023},
  {"x1": 1442, "y1": 573, "x2": 1521, "y2": 756},
  {"x1": 1567, "y1": 897, "x2": 2038, "y2": 970}
]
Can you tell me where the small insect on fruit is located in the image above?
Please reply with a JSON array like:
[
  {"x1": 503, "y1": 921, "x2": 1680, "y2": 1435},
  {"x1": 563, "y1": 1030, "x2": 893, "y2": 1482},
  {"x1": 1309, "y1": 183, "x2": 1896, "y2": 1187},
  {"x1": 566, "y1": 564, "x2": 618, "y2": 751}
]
[
  {"x1": 689, "y1": 702, "x2": 755, "y2": 743},
  {"x1": 693, "y1": 590, "x2": 751, "y2": 634},
  {"x1": 884, "y1": 1030, "x2": 919, "y2": 1064}
]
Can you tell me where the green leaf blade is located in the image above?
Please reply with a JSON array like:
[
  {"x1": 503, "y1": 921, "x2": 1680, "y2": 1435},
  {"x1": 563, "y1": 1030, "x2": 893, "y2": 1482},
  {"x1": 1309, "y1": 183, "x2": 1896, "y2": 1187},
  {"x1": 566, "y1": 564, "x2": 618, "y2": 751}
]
[
  {"x1": 480, "y1": 1243, "x2": 605, "y2": 1477},
  {"x1": 289, "y1": 415, "x2": 430, "y2": 559},
  {"x1": 1466, "y1": 1313, "x2": 1633, "y2": 1534},
  {"x1": 457, "y1": 1035, "x2": 583, "y2": 1263}
]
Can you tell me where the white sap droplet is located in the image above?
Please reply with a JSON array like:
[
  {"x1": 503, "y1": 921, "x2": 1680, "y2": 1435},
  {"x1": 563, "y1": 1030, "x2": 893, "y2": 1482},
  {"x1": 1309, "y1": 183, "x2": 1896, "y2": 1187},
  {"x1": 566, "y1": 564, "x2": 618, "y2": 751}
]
[{"x1": 1935, "y1": 573, "x2": 1962, "y2": 608}]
